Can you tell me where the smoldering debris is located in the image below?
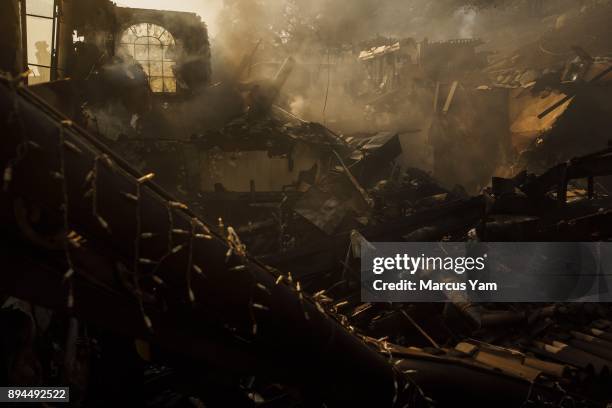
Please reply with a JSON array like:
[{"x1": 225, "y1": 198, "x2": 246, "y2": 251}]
[
  {"x1": 5, "y1": 74, "x2": 612, "y2": 407},
  {"x1": 2, "y1": 0, "x2": 612, "y2": 407}
]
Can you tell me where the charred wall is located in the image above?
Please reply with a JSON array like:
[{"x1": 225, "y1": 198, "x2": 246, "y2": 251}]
[
  {"x1": 114, "y1": 7, "x2": 211, "y2": 91},
  {"x1": 0, "y1": 0, "x2": 25, "y2": 75},
  {"x1": 64, "y1": 1, "x2": 211, "y2": 92}
]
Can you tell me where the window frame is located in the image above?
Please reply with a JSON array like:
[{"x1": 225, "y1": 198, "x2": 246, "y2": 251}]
[
  {"x1": 23, "y1": 0, "x2": 61, "y2": 84},
  {"x1": 118, "y1": 23, "x2": 178, "y2": 94}
]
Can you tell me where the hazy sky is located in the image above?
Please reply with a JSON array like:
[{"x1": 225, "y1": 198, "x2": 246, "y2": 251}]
[{"x1": 115, "y1": 0, "x2": 224, "y2": 36}]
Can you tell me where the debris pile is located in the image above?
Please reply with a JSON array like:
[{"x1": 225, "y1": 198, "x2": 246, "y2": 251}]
[{"x1": 2, "y1": 0, "x2": 612, "y2": 406}]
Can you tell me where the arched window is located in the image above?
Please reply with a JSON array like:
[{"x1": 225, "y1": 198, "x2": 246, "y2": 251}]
[{"x1": 118, "y1": 23, "x2": 177, "y2": 93}]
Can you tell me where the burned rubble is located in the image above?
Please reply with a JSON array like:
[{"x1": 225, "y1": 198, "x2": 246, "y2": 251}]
[{"x1": 2, "y1": 0, "x2": 612, "y2": 407}]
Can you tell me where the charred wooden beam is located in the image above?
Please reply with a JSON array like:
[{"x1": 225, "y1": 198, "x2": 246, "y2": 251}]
[{"x1": 518, "y1": 147, "x2": 612, "y2": 200}]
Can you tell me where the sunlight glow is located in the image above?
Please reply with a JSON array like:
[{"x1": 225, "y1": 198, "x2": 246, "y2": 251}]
[{"x1": 114, "y1": 0, "x2": 222, "y2": 36}]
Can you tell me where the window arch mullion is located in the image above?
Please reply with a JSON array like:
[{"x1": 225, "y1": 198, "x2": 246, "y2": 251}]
[
  {"x1": 147, "y1": 35, "x2": 150, "y2": 86},
  {"x1": 159, "y1": 37, "x2": 164, "y2": 91}
]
